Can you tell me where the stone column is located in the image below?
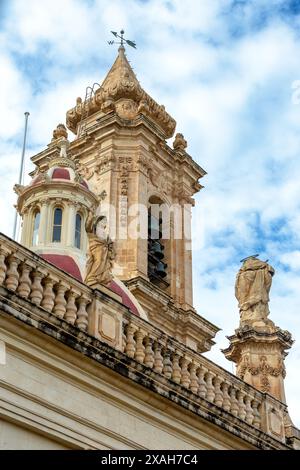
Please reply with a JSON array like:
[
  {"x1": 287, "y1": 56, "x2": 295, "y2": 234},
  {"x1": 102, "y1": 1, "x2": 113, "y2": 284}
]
[
  {"x1": 182, "y1": 200, "x2": 193, "y2": 309},
  {"x1": 38, "y1": 200, "x2": 49, "y2": 245},
  {"x1": 20, "y1": 208, "x2": 30, "y2": 246},
  {"x1": 66, "y1": 202, "x2": 76, "y2": 247}
]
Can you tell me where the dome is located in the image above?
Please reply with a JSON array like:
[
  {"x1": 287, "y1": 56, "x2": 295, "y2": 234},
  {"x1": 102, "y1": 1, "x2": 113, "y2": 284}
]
[
  {"x1": 30, "y1": 166, "x2": 89, "y2": 190},
  {"x1": 40, "y1": 254, "x2": 147, "y2": 319},
  {"x1": 108, "y1": 278, "x2": 148, "y2": 319},
  {"x1": 41, "y1": 254, "x2": 83, "y2": 282}
]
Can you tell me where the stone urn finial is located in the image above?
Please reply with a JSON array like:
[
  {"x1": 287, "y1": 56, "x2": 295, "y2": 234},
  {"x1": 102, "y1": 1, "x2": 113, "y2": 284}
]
[
  {"x1": 173, "y1": 133, "x2": 187, "y2": 151},
  {"x1": 52, "y1": 123, "x2": 68, "y2": 141}
]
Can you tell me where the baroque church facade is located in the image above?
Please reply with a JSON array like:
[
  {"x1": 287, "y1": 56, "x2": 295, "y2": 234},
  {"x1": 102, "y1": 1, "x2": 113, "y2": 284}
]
[{"x1": 0, "y1": 45, "x2": 299, "y2": 450}]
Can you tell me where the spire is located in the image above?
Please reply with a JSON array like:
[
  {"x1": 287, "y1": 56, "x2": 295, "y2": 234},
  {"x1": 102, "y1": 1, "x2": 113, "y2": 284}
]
[
  {"x1": 101, "y1": 46, "x2": 139, "y2": 92},
  {"x1": 66, "y1": 45, "x2": 176, "y2": 138}
]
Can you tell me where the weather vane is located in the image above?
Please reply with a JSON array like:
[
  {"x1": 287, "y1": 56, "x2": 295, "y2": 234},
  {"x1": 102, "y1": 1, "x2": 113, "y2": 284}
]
[{"x1": 108, "y1": 30, "x2": 137, "y2": 49}]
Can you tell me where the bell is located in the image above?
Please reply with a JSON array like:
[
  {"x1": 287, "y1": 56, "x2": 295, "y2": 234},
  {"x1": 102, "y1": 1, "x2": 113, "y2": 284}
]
[
  {"x1": 155, "y1": 261, "x2": 167, "y2": 278},
  {"x1": 151, "y1": 241, "x2": 164, "y2": 259}
]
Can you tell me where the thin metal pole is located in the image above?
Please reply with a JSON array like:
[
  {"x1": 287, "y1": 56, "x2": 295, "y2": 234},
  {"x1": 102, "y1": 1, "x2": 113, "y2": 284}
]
[{"x1": 13, "y1": 111, "x2": 30, "y2": 240}]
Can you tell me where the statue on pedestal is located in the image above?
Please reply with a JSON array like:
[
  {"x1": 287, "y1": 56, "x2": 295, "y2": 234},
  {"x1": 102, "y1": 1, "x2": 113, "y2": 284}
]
[
  {"x1": 84, "y1": 212, "x2": 115, "y2": 287},
  {"x1": 235, "y1": 255, "x2": 275, "y2": 327}
]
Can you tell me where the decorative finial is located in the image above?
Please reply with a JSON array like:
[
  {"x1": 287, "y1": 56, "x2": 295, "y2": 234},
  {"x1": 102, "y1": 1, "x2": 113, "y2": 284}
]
[
  {"x1": 108, "y1": 30, "x2": 137, "y2": 49},
  {"x1": 52, "y1": 123, "x2": 68, "y2": 141},
  {"x1": 173, "y1": 133, "x2": 187, "y2": 151}
]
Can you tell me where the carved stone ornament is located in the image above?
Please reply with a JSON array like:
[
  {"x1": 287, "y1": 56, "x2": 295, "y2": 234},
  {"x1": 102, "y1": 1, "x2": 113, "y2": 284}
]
[
  {"x1": 173, "y1": 133, "x2": 187, "y2": 151},
  {"x1": 13, "y1": 184, "x2": 25, "y2": 196},
  {"x1": 66, "y1": 46, "x2": 176, "y2": 139},
  {"x1": 237, "y1": 355, "x2": 286, "y2": 393},
  {"x1": 115, "y1": 99, "x2": 138, "y2": 120},
  {"x1": 85, "y1": 213, "x2": 116, "y2": 287},
  {"x1": 52, "y1": 123, "x2": 68, "y2": 141},
  {"x1": 76, "y1": 162, "x2": 94, "y2": 180},
  {"x1": 95, "y1": 151, "x2": 116, "y2": 177}
]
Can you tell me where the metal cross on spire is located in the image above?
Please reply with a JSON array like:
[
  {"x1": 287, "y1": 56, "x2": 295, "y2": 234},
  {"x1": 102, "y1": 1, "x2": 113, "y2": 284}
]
[{"x1": 108, "y1": 30, "x2": 137, "y2": 49}]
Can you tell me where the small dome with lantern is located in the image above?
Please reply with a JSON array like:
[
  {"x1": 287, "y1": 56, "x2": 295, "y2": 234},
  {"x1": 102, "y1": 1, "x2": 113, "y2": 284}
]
[{"x1": 14, "y1": 123, "x2": 99, "y2": 281}]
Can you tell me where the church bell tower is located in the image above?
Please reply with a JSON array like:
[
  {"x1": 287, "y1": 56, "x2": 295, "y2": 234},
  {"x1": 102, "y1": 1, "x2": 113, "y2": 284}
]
[{"x1": 17, "y1": 42, "x2": 218, "y2": 352}]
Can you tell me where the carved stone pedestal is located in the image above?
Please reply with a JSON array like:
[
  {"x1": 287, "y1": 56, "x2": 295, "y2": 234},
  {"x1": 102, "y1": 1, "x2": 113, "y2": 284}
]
[{"x1": 223, "y1": 325, "x2": 293, "y2": 402}]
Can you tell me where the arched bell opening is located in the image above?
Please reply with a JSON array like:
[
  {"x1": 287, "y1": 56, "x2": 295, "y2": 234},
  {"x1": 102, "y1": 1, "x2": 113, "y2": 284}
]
[{"x1": 148, "y1": 196, "x2": 169, "y2": 289}]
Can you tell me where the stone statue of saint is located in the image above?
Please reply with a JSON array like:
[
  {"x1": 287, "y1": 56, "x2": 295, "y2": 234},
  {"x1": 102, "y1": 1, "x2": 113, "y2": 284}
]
[
  {"x1": 235, "y1": 256, "x2": 275, "y2": 326},
  {"x1": 84, "y1": 213, "x2": 115, "y2": 287}
]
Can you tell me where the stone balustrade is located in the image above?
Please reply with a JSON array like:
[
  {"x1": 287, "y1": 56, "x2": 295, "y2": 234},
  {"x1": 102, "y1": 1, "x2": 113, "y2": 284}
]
[
  {"x1": 0, "y1": 234, "x2": 92, "y2": 332},
  {"x1": 0, "y1": 233, "x2": 289, "y2": 442},
  {"x1": 122, "y1": 313, "x2": 288, "y2": 439}
]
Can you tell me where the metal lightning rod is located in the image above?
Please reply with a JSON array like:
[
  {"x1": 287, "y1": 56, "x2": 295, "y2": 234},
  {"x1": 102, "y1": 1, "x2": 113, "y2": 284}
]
[{"x1": 13, "y1": 111, "x2": 30, "y2": 241}]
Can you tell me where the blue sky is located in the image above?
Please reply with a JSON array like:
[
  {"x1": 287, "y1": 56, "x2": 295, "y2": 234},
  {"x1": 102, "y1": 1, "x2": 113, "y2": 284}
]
[{"x1": 1, "y1": 0, "x2": 300, "y2": 427}]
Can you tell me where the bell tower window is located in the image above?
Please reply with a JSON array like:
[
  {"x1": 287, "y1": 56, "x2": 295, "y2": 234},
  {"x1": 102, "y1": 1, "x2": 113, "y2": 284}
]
[
  {"x1": 52, "y1": 208, "x2": 63, "y2": 242},
  {"x1": 148, "y1": 205, "x2": 168, "y2": 288},
  {"x1": 32, "y1": 210, "x2": 40, "y2": 246},
  {"x1": 75, "y1": 213, "x2": 82, "y2": 249}
]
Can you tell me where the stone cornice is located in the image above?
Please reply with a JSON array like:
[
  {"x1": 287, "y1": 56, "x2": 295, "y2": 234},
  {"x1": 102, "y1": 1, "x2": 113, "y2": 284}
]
[{"x1": 16, "y1": 180, "x2": 98, "y2": 214}]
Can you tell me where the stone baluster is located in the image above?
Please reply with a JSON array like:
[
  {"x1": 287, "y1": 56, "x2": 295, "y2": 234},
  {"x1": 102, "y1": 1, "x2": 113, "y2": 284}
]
[
  {"x1": 76, "y1": 296, "x2": 90, "y2": 331},
  {"x1": 65, "y1": 290, "x2": 79, "y2": 325},
  {"x1": 205, "y1": 371, "x2": 215, "y2": 402},
  {"x1": 162, "y1": 348, "x2": 173, "y2": 379},
  {"x1": 17, "y1": 263, "x2": 32, "y2": 299},
  {"x1": 122, "y1": 331, "x2": 127, "y2": 353},
  {"x1": 180, "y1": 357, "x2": 191, "y2": 389},
  {"x1": 41, "y1": 277, "x2": 56, "y2": 312},
  {"x1": 252, "y1": 398, "x2": 261, "y2": 428},
  {"x1": 197, "y1": 366, "x2": 207, "y2": 399},
  {"x1": 189, "y1": 362, "x2": 199, "y2": 394},
  {"x1": 0, "y1": 249, "x2": 9, "y2": 285},
  {"x1": 134, "y1": 329, "x2": 146, "y2": 363},
  {"x1": 229, "y1": 387, "x2": 239, "y2": 417},
  {"x1": 171, "y1": 353, "x2": 182, "y2": 384},
  {"x1": 214, "y1": 376, "x2": 224, "y2": 407},
  {"x1": 53, "y1": 282, "x2": 68, "y2": 319},
  {"x1": 144, "y1": 336, "x2": 154, "y2": 368},
  {"x1": 124, "y1": 323, "x2": 137, "y2": 358},
  {"x1": 5, "y1": 254, "x2": 21, "y2": 291},
  {"x1": 153, "y1": 342, "x2": 164, "y2": 374},
  {"x1": 237, "y1": 390, "x2": 247, "y2": 420},
  {"x1": 245, "y1": 395, "x2": 254, "y2": 425},
  {"x1": 222, "y1": 382, "x2": 231, "y2": 412},
  {"x1": 30, "y1": 269, "x2": 45, "y2": 305}
]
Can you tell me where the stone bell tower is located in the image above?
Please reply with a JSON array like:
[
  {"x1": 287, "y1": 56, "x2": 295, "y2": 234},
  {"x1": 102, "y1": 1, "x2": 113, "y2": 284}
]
[
  {"x1": 22, "y1": 45, "x2": 218, "y2": 352},
  {"x1": 64, "y1": 45, "x2": 218, "y2": 351}
]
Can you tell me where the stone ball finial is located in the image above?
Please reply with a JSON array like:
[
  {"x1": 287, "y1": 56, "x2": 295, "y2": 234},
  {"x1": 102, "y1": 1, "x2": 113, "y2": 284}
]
[
  {"x1": 76, "y1": 97, "x2": 82, "y2": 105},
  {"x1": 173, "y1": 133, "x2": 187, "y2": 151},
  {"x1": 52, "y1": 123, "x2": 68, "y2": 141}
]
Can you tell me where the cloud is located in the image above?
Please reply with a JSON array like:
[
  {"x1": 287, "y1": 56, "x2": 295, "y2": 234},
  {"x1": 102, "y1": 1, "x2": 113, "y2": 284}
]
[{"x1": 1, "y1": 0, "x2": 300, "y2": 428}]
